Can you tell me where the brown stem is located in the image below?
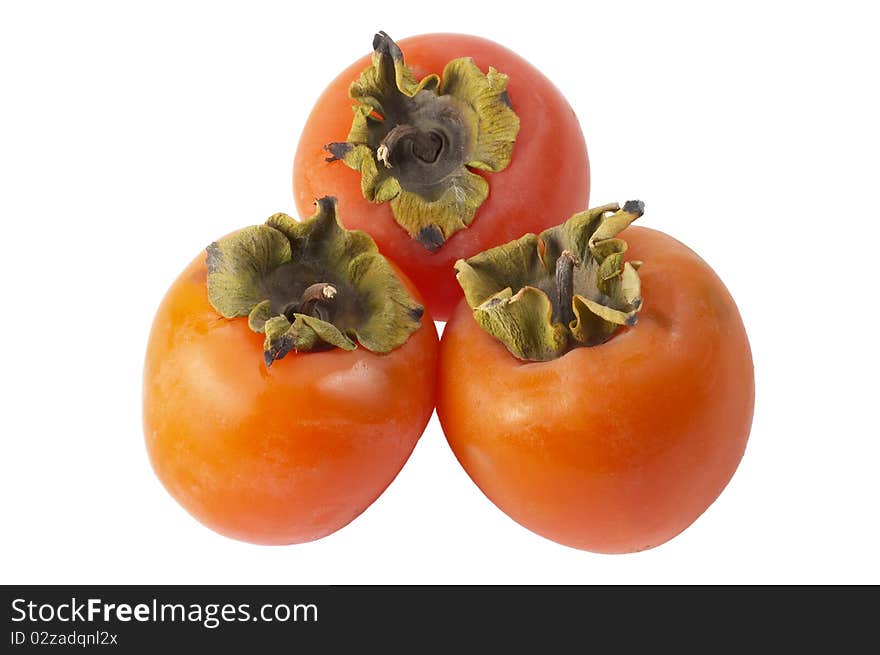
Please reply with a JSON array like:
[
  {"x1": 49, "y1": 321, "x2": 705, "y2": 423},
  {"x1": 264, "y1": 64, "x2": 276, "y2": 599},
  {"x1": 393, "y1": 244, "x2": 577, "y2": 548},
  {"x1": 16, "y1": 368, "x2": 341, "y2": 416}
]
[
  {"x1": 283, "y1": 283, "x2": 337, "y2": 322},
  {"x1": 377, "y1": 124, "x2": 443, "y2": 168},
  {"x1": 556, "y1": 250, "x2": 577, "y2": 325}
]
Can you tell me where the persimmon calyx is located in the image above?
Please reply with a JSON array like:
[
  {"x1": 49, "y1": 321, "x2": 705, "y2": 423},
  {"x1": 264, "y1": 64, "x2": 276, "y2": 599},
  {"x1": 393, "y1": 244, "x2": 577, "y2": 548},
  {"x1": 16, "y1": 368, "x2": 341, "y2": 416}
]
[
  {"x1": 206, "y1": 196, "x2": 424, "y2": 366},
  {"x1": 324, "y1": 31, "x2": 520, "y2": 252},
  {"x1": 454, "y1": 201, "x2": 645, "y2": 362}
]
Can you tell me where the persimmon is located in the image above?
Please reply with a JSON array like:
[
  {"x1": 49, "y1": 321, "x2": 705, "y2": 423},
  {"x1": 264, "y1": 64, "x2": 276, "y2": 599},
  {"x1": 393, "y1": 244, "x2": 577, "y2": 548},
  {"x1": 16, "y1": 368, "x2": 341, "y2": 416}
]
[
  {"x1": 143, "y1": 198, "x2": 438, "y2": 545},
  {"x1": 293, "y1": 32, "x2": 590, "y2": 320},
  {"x1": 437, "y1": 202, "x2": 754, "y2": 553}
]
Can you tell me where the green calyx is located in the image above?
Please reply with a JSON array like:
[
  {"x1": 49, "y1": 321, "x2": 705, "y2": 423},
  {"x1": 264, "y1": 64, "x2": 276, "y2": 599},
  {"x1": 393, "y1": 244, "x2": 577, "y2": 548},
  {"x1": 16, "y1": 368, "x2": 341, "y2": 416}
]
[
  {"x1": 206, "y1": 196, "x2": 424, "y2": 366},
  {"x1": 325, "y1": 31, "x2": 520, "y2": 252},
  {"x1": 454, "y1": 201, "x2": 646, "y2": 362}
]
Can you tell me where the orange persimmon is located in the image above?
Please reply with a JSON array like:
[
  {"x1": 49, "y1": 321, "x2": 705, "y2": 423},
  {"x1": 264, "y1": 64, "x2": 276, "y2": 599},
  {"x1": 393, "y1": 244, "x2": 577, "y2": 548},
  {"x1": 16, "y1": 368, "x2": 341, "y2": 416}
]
[
  {"x1": 144, "y1": 199, "x2": 438, "y2": 545},
  {"x1": 438, "y1": 203, "x2": 754, "y2": 553}
]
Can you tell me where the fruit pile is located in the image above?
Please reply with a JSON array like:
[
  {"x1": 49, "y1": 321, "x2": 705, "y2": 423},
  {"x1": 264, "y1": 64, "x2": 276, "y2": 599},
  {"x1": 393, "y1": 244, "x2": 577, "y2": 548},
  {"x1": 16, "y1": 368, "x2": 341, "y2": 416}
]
[{"x1": 144, "y1": 32, "x2": 754, "y2": 553}]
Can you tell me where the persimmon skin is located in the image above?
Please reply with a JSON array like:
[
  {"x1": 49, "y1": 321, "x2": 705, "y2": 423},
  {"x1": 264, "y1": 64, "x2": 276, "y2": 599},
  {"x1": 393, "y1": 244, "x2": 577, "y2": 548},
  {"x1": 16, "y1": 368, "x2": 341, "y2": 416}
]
[
  {"x1": 143, "y1": 256, "x2": 438, "y2": 545},
  {"x1": 437, "y1": 227, "x2": 754, "y2": 553},
  {"x1": 293, "y1": 33, "x2": 590, "y2": 321}
]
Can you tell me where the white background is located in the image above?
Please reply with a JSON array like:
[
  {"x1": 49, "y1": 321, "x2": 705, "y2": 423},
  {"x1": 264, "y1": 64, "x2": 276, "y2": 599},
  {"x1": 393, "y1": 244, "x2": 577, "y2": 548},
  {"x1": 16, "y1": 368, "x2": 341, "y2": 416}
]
[{"x1": 1, "y1": 1, "x2": 878, "y2": 584}]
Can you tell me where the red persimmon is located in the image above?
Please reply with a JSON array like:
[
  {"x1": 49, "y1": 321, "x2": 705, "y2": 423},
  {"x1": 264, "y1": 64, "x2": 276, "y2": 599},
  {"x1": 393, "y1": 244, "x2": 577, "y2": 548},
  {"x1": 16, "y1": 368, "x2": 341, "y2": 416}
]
[{"x1": 293, "y1": 32, "x2": 590, "y2": 320}]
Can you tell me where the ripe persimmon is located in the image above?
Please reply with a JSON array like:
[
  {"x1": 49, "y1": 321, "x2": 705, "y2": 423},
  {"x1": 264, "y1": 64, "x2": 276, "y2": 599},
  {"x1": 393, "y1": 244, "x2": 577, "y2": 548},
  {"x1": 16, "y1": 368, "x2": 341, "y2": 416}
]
[
  {"x1": 437, "y1": 203, "x2": 754, "y2": 553},
  {"x1": 143, "y1": 198, "x2": 438, "y2": 545},
  {"x1": 293, "y1": 32, "x2": 590, "y2": 320}
]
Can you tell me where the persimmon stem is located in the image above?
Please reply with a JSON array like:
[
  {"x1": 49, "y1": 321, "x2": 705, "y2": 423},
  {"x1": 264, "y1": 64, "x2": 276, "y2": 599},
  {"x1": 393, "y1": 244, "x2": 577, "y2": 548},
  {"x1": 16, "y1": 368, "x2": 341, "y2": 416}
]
[
  {"x1": 283, "y1": 283, "x2": 338, "y2": 322},
  {"x1": 377, "y1": 124, "x2": 443, "y2": 168},
  {"x1": 556, "y1": 250, "x2": 577, "y2": 325},
  {"x1": 322, "y1": 32, "x2": 519, "y2": 252},
  {"x1": 455, "y1": 202, "x2": 644, "y2": 362}
]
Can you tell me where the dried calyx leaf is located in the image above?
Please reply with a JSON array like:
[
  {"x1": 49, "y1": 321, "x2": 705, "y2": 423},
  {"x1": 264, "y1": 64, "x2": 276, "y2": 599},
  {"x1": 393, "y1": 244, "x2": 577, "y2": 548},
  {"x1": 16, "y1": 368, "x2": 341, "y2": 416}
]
[
  {"x1": 325, "y1": 31, "x2": 520, "y2": 252},
  {"x1": 206, "y1": 196, "x2": 424, "y2": 366},
  {"x1": 454, "y1": 201, "x2": 645, "y2": 362}
]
